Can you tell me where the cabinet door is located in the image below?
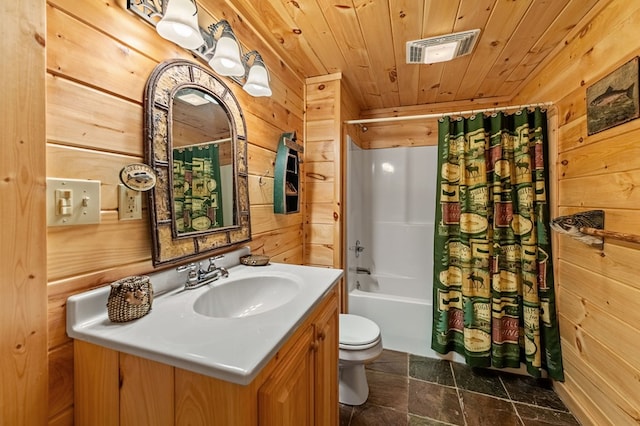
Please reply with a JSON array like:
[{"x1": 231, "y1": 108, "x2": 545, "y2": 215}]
[
  {"x1": 314, "y1": 291, "x2": 339, "y2": 426},
  {"x1": 258, "y1": 326, "x2": 315, "y2": 426},
  {"x1": 120, "y1": 353, "x2": 174, "y2": 426},
  {"x1": 74, "y1": 341, "x2": 120, "y2": 426}
]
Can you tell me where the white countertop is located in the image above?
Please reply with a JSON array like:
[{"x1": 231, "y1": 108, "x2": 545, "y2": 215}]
[{"x1": 67, "y1": 259, "x2": 343, "y2": 385}]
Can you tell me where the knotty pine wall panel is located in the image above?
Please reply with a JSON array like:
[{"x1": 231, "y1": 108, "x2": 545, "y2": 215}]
[
  {"x1": 353, "y1": 97, "x2": 512, "y2": 150},
  {"x1": 357, "y1": 120, "x2": 439, "y2": 149},
  {"x1": 46, "y1": 75, "x2": 144, "y2": 155},
  {"x1": 514, "y1": 0, "x2": 640, "y2": 423},
  {"x1": 303, "y1": 75, "x2": 359, "y2": 311},
  {"x1": 1, "y1": 2, "x2": 48, "y2": 424},
  {"x1": 305, "y1": 76, "x2": 342, "y2": 268},
  {"x1": 247, "y1": 225, "x2": 303, "y2": 258},
  {"x1": 304, "y1": 202, "x2": 337, "y2": 225},
  {"x1": 45, "y1": 0, "x2": 306, "y2": 422},
  {"x1": 46, "y1": 8, "x2": 155, "y2": 101},
  {"x1": 557, "y1": 123, "x2": 640, "y2": 180},
  {"x1": 304, "y1": 74, "x2": 360, "y2": 270}
]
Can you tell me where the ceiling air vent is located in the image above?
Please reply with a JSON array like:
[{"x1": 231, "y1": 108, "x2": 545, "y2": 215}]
[{"x1": 406, "y1": 29, "x2": 480, "y2": 64}]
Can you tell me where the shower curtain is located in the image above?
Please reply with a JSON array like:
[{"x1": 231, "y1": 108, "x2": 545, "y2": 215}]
[
  {"x1": 173, "y1": 143, "x2": 224, "y2": 232},
  {"x1": 431, "y1": 108, "x2": 564, "y2": 381}
]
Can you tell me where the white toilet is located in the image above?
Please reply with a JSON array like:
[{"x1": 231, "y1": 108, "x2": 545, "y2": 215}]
[{"x1": 338, "y1": 313, "x2": 383, "y2": 405}]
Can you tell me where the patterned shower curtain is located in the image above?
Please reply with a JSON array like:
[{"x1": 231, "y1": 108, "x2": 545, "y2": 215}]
[
  {"x1": 173, "y1": 143, "x2": 224, "y2": 233},
  {"x1": 431, "y1": 108, "x2": 564, "y2": 381}
]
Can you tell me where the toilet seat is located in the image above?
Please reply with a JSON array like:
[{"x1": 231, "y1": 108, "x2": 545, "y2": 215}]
[{"x1": 339, "y1": 314, "x2": 381, "y2": 350}]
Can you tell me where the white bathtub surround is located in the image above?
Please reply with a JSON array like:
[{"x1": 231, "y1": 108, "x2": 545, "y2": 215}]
[
  {"x1": 67, "y1": 248, "x2": 343, "y2": 385},
  {"x1": 347, "y1": 140, "x2": 462, "y2": 360}
]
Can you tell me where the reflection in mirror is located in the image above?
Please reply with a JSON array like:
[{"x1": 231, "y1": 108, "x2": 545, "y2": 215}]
[
  {"x1": 144, "y1": 59, "x2": 251, "y2": 267},
  {"x1": 172, "y1": 88, "x2": 234, "y2": 233}
]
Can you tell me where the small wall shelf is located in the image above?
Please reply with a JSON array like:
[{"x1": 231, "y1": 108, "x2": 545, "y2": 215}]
[{"x1": 274, "y1": 132, "x2": 303, "y2": 214}]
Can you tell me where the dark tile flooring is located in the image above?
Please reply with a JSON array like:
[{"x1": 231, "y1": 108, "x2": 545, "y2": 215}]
[{"x1": 340, "y1": 350, "x2": 580, "y2": 426}]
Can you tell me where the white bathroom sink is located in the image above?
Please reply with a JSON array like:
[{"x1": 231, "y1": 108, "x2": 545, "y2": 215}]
[
  {"x1": 66, "y1": 255, "x2": 343, "y2": 384},
  {"x1": 193, "y1": 275, "x2": 300, "y2": 318}
]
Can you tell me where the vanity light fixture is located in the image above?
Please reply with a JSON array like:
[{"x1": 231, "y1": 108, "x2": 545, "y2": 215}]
[
  {"x1": 155, "y1": 0, "x2": 204, "y2": 49},
  {"x1": 200, "y1": 21, "x2": 272, "y2": 95},
  {"x1": 242, "y1": 51, "x2": 272, "y2": 97},
  {"x1": 127, "y1": 0, "x2": 273, "y2": 97},
  {"x1": 205, "y1": 20, "x2": 245, "y2": 77}
]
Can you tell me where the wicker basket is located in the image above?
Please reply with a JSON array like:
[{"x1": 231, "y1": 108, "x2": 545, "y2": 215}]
[{"x1": 107, "y1": 276, "x2": 153, "y2": 323}]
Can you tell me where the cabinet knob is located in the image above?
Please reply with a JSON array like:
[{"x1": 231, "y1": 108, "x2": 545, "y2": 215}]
[
  {"x1": 310, "y1": 341, "x2": 319, "y2": 352},
  {"x1": 317, "y1": 330, "x2": 326, "y2": 341}
]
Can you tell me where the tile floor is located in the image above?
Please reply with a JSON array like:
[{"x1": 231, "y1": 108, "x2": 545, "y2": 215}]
[{"x1": 340, "y1": 350, "x2": 580, "y2": 426}]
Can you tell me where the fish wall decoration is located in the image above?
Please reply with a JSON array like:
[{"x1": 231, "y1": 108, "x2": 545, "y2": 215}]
[
  {"x1": 550, "y1": 210, "x2": 605, "y2": 248},
  {"x1": 586, "y1": 57, "x2": 640, "y2": 135},
  {"x1": 589, "y1": 84, "x2": 635, "y2": 108}
]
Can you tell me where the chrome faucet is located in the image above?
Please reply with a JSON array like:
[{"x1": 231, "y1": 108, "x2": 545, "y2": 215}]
[{"x1": 176, "y1": 255, "x2": 229, "y2": 290}]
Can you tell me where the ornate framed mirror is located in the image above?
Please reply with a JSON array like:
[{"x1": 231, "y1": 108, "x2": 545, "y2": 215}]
[{"x1": 144, "y1": 59, "x2": 250, "y2": 266}]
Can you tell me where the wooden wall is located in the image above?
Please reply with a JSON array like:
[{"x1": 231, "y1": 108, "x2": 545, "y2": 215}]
[
  {"x1": 513, "y1": 0, "x2": 640, "y2": 424},
  {"x1": 304, "y1": 74, "x2": 359, "y2": 311},
  {"x1": 305, "y1": 75, "x2": 342, "y2": 268},
  {"x1": 45, "y1": 0, "x2": 305, "y2": 423},
  {"x1": 304, "y1": 74, "x2": 359, "y2": 269},
  {"x1": 352, "y1": 96, "x2": 512, "y2": 149},
  {"x1": 1, "y1": 1, "x2": 48, "y2": 425}
]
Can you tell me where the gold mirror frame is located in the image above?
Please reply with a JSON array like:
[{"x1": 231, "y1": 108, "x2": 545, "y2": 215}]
[{"x1": 144, "y1": 59, "x2": 251, "y2": 266}]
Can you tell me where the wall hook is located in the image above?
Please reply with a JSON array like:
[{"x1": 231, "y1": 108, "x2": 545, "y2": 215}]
[{"x1": 258, "y1": 170, "x2": 269, "y2": 186}]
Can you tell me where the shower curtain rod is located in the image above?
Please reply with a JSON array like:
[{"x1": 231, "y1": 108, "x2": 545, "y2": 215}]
[{"x1": 344, "y1": 101, "x2": 554, "y2": 125}]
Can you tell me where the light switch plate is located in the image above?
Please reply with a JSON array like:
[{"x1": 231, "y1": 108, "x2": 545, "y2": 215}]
[
  {"x1": 47, "y1": 178, "x2": 101, "y2": 226},
  {"x1": 118, "y1": 184, "x2": 142, "y2": 220}
]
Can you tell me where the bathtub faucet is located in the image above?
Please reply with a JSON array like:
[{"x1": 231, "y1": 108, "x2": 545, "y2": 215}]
[{"x1": 356, "y1": 267, "x2": 371, "y2": 275}]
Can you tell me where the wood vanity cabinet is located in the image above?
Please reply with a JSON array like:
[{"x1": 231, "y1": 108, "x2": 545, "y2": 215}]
[
  {"x1": 258, "y1": 325, "x2": 315, "y2": 425},
  {"x1": 74, "y1": 284, "x2": 339, "y2": 426},
  {"x1": 258, "y1": 285, "x2": 339, "y2": 426}
]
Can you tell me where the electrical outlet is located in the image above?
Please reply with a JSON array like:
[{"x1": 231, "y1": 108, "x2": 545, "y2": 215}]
[{"x1": 118, "y1": 184, "x2": 142, "y2": 220}]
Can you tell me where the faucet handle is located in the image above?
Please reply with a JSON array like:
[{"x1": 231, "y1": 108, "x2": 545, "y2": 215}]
[
  {"x1": 176, "y1": 262, "x2": 198, "y2": 285},
  {"x1": 207, "y1": 255, "x2": 224, "y2": 268},
  {"x1": 208, "y1": 255, "x2": 229, "y2": 278},
  {"x1": 349, "y1": 240, "x2": 365, "y2": 258},
  {"x1": 176, "y1": 262, "x2": 197, "y2": 273}
]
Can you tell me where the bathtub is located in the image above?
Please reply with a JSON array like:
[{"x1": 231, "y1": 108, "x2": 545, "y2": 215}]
[
  {"x1": 349, "y1": 275, "x2": 530, "y2": 375},
  {"x1": 348, "y1": 273, "x2": 463, "y2": 362}
]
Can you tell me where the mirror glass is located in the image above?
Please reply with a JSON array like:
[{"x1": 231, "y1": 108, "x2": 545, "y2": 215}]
[
  {"x1": 145, "y1": 60, "x2": 251, "y2": 266},
  {"x1": 172, "y1": 88, "x2": 234, "y2": 233}
]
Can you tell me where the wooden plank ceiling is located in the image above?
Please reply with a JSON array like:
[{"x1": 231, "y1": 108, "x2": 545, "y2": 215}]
[{"x1": 222, "y1": 0, "x2": 604, "y2": 111}]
